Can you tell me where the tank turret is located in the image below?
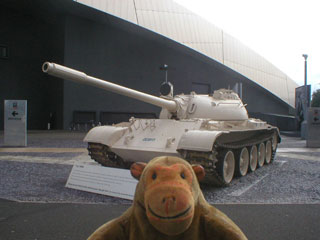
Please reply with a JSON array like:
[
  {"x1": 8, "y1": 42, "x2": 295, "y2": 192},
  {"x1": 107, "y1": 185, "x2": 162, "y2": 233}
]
[{"x1": 42, "y1": 62, "x2": 280, "y2": 187}]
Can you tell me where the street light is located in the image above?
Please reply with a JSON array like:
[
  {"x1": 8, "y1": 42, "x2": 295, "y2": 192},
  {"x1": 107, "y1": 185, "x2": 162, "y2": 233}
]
[
  {"x1": 300, "y1": 54, "x2": 309, "y2": 139},
  {"x1": 302, "y1": 54, "x2": 308, "y2": 86},
  {"x1": 302, "y1": 54, "x2": 309, "y2": 109}
]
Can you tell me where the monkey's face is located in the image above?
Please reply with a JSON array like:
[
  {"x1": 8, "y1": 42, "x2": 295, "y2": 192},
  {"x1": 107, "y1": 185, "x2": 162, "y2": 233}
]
[
  {"x1": 144, "y1": 163, "x2": 195, "y2": 235},
  {"x1": 131, "y1": 157, "x2": 205, "y2": 236}
]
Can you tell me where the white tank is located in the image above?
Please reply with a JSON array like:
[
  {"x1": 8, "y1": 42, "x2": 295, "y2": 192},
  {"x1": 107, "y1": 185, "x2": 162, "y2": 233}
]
[{"x1": 42, "y1": 62, "x2": 281, "y2": 186}]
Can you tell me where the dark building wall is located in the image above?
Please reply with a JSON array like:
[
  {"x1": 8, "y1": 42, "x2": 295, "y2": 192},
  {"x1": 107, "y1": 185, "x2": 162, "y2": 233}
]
[
  {"x1": 63, "y1": 15, "x2": 225, "y2": 128},
  {"x1": 1, "y1": 1, "x2": 293, "y2": 131},
  {"x1": 62, "y1": 13, "x2": 291, "y2": 129},
  {"x1": 0, "y1": 6, "x2": 64, "y2": 130},
  {"x1": 243, "y1": 82, "x2": 290, "y2": 115}
]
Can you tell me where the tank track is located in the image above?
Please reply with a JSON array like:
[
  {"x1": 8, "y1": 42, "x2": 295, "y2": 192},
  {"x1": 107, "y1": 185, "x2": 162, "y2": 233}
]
[{"x1": 184, "y1": 130, "x2": 278, "y2": 187}]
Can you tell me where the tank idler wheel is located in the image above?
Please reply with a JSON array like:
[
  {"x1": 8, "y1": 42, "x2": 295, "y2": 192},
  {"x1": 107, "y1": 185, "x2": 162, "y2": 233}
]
[
  {"x1": 249, "y1": 145, "x2": 258, "y2": 172},
  {"x1": 235, "y1": 147, "x2": 249, "y2": 177},
  {"x1": 272, "y1": 133, "x2": 278, "y2": 151},
  {"x1": 257, "y1": 143, "x2": 266, "y2": 167},
  {"x1": 217, "y1": 150, "x2": 235, "y2": 185},
  {"x1": 265, "y1": 140, "x2": 272, "y2": 164}
]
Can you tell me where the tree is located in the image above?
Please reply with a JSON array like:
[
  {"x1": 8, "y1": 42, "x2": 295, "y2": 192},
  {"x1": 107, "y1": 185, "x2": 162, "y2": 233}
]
[{"x1": 311, "y1": 89, "x2": 320, "y2": 107}]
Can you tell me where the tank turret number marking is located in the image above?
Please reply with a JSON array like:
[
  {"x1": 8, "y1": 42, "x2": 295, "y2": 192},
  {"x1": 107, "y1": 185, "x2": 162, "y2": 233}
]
[{"x1": 143, "y1": 138, "x2": 156, "y2": 142}]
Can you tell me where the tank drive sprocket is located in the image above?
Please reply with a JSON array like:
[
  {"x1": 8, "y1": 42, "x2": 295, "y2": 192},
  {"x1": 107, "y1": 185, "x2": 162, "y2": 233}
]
[{"x1": 88, "y1": 143, "x2": 132, "y2": 169}]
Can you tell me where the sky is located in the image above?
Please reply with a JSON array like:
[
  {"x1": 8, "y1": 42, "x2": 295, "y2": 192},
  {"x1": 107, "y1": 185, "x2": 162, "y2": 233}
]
[{"x1": 174, "y1": 0, "x2": 320, "y2": 93}]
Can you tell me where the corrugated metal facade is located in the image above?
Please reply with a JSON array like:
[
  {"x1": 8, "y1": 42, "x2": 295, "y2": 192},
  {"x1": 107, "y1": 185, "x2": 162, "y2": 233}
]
[{"x1": 75, "y1": 0, "x2": 297, "y2": 107}]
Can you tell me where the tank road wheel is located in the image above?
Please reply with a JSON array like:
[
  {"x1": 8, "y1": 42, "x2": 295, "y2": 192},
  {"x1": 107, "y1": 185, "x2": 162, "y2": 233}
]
[
  {"x1": 265, "y1": 140, "x2": 272, "y2": 164},
  {"x1": 235, "y1": 147, "x2": 249, "y2": 177},
  {"x1": 249, "y1": 145, "x2": 258, "y2": 172},
  {"x1": 257, "y1": 143, "x2": 266, "y2": 167},
  {"x1": 217, "y1": 150, "x2": 235, "y2": 185}
]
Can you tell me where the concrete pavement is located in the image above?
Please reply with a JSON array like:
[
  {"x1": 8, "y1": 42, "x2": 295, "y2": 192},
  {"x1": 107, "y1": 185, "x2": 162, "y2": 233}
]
[{"x1": 1, "y1": 199, "x2": 319, "y2": 240}]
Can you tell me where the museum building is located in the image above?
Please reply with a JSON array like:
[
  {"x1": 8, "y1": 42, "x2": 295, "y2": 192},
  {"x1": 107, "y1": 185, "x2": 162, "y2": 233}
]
[{"x1": 0, "y1": 0, "x2": 298, "y2": 131}]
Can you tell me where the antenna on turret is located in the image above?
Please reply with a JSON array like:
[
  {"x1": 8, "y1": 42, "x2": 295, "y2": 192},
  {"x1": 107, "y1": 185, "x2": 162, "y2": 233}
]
[
  {"x1": 159, "y1": 64, "x2": 173, "y2": 98},
  {"x1": 160, "y1": 64, "x2": 168, "y2": 83}
]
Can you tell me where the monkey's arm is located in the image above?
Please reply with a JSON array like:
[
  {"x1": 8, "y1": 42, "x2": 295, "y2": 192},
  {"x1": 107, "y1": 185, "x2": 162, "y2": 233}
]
[
  {"x1": 87, "y1": 209, "x2": 132, "y2": 240},
  {"x1": 87, "y1": 218, "x2": 129, "y2": 240},
  {"x1": 203, "y1": 207, "x2": 248, "y2": 240}
]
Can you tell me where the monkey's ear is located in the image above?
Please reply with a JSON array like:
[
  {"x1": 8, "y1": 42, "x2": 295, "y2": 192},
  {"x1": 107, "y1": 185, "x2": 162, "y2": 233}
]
[
  {"x1": 192, "y1": 164, "x2": 205, "y2": 182},
  {"x1": 130, "y1": 162, "x2": 147, "y2": 180}
]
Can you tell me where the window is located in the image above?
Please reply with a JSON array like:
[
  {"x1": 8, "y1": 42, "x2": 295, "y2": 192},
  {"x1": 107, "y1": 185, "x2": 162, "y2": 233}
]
[{"x1": 192, "y1": 82, "x2": 211, "y2": 94}]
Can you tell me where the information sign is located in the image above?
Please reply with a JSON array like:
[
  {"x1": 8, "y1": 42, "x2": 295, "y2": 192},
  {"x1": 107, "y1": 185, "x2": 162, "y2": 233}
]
[
  {"x1": 4, "y1": 100, "x2": 27, "y2": 146},
  {"x1": 66, "y1": 164, "x2": 138, "y2": 200}
]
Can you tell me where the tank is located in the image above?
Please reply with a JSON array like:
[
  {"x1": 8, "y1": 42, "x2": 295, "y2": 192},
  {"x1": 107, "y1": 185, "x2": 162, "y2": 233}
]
[{"x1": 42, "y1": 62, "x2": 281, "y2": 186}]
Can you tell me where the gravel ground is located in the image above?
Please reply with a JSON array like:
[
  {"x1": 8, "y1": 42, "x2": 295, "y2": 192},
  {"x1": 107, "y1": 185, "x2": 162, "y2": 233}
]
[
  {"x1": 0, "y1": 160, "x2": 130, "y2": 205},
  {"x1": 0, "y1": 131, "x2": 319, "y2": 204},
  {"x1": 0, "y1": 155, "x2": 319, "y2": 204}
]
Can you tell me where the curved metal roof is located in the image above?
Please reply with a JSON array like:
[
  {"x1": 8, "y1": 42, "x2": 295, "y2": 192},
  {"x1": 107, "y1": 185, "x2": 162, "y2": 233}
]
[{"x1": 75, "y1": 0, "x2": 298, "y2": 107}]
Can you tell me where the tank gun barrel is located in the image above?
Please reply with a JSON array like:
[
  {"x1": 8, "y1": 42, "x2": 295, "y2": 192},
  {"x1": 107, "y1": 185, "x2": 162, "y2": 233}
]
[{"x1": 42, "y1": 62, "x2": 177, "y2": 112}]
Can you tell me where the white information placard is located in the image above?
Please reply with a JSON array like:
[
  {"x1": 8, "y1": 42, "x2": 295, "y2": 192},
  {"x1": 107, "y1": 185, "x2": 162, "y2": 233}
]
[
  {"x1": 4, "y1": 100, "x2": 27, "y2": 146},
  {"x1": 307, "y1": 107, "x2": 320, "y2": 147},
  {"x1": 66, "y1": 164, "x2": 138, "y2": 200}
]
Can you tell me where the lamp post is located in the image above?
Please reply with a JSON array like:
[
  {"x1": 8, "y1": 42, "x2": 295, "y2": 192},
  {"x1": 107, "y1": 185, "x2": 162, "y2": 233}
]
[
  {"x1": 302, "y1": 54, "x2": 309, "y2": 107},
  {"x1": 302, "y1": 54, "x2": 308, "y2": 86},
  {"x1": 300, "y1": 54, "x2": 309, "y2": 139}
]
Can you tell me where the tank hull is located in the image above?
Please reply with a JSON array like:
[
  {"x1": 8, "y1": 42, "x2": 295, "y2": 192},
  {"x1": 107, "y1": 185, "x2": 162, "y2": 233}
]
[
  {"x1": 42, "y1": 62, "x2": 281, "y2": 186},
  {"x1": 85, "y1": 118, "x2": 280, "y2": 186}
]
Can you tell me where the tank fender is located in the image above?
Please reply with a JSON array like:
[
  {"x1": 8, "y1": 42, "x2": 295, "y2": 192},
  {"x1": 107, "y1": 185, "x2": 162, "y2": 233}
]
[
  {"x1": 177, "y1": 130, "x2": 228, "y2": 152},
  {"x1": 83, "y1": 126, "x2": 128, "y2": 146}
]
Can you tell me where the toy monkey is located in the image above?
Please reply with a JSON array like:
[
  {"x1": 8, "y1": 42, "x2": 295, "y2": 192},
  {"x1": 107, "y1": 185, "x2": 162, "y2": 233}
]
[{"x1": 88, "y1": 156, "x2": 247, "y2": 240}]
